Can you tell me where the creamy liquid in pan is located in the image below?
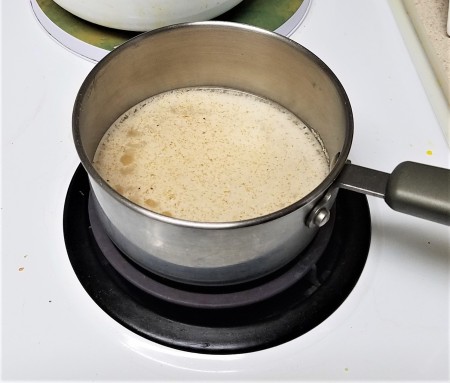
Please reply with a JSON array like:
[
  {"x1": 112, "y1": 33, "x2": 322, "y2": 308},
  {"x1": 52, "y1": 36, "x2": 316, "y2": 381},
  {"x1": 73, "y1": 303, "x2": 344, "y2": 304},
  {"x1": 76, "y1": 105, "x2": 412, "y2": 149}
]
[{"x1": 93, "y1": 87, "x2": 329, "y2": 222}]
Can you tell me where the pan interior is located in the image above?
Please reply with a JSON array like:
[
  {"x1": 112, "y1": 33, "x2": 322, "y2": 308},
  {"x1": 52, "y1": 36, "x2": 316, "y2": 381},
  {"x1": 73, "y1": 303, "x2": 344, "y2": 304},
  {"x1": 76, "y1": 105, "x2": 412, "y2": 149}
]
[
  {"x1": 75, "y1": 23, "x2": 353, "y2": 206},
  {"x1": 91, "y1": 86, "x2": 331, "y2": 222}
]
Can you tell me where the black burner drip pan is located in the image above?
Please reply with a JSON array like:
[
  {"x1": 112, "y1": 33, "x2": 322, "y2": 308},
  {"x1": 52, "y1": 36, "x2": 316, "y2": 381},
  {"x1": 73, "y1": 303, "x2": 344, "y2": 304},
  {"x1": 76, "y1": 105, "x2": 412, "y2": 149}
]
[{"x1": 63, "y1": 165, "x2": 371, "y2": 354}]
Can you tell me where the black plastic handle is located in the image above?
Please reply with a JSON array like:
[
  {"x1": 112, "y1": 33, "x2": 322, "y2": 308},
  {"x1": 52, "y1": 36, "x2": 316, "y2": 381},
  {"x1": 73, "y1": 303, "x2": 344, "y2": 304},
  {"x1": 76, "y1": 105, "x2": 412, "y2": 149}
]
[
  {"x1": 385, "y1": 162, "x2": 450, "y2": 225},
  {"x1": 338, "y1": 161, "x2": 450, "y2": 225}
]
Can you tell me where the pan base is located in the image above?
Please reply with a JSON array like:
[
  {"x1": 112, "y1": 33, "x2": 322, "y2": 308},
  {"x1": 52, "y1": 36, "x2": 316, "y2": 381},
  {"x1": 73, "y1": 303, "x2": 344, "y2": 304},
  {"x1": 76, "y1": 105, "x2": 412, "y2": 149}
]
[{"x1": 63, "y1": 164, "x2": 371, "y2": 354}]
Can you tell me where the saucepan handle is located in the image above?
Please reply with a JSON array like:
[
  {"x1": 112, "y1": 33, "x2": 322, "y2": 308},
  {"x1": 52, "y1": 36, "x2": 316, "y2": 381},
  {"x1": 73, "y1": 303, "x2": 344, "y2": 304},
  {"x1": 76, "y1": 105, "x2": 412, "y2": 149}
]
[{"x1": 338, "y1": 161, "x2": 450, "y2": 225}]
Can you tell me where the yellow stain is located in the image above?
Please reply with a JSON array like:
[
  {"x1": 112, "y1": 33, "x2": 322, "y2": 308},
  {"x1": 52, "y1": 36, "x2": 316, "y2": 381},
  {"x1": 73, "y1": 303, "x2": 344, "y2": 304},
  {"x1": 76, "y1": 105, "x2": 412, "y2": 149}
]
[{"x1": 426, "y1": 150, "x2": 433, "y2": 156}]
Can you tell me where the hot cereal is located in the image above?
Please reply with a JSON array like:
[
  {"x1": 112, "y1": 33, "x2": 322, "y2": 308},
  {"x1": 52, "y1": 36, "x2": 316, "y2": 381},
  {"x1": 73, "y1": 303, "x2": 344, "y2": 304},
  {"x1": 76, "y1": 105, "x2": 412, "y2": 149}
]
[{"x1": 93, "y1": 87, "x2": 329, "y2": 222}]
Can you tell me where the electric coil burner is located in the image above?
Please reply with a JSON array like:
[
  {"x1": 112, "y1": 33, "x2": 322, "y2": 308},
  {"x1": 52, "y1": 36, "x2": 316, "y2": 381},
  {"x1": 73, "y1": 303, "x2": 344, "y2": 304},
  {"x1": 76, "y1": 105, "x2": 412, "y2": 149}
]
[{"x1": 63, "y1": 165, "x2": 371, "y2": 354}]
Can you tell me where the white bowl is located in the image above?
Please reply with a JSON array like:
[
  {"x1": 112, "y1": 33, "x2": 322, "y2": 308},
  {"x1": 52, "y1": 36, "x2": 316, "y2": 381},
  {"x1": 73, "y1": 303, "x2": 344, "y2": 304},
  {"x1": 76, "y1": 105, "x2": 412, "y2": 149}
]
[{"x1": 53, "y1": 0, "x2": 243, "y2": 31}]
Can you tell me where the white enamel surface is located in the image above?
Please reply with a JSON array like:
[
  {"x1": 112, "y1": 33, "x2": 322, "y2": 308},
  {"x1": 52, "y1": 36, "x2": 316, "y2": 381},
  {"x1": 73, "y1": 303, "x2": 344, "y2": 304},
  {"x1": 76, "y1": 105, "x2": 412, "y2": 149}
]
[
  {"x1": 30, "y1": 0, "x2": 312, "y2": 62},
  {"x1": 53, "y1": 0, "x2": 243, "y2": 31},
  {"x1": 2, "y1": 0, "x2": 449, "y2": 381}
]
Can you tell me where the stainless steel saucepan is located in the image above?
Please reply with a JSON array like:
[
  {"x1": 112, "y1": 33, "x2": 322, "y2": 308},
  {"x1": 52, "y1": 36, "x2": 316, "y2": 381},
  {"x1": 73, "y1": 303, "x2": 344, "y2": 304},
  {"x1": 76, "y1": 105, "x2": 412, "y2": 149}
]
[{"x1": 73, "y1": 22, "x2": 450, "y2": 286}]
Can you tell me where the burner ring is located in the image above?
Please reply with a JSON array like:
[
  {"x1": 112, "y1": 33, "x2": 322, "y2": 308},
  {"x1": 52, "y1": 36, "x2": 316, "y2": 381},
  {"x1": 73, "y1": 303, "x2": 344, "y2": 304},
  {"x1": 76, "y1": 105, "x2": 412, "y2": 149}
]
[{"x1": 64, "y1": 165, "x2": 371, "y2": 354}]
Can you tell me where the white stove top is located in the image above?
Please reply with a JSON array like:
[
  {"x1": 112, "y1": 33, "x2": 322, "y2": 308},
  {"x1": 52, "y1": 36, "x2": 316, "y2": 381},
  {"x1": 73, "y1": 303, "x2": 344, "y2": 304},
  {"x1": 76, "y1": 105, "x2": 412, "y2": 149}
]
[{"x1": 1, "y1": 0, "x2": 449, "y2": 381}]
